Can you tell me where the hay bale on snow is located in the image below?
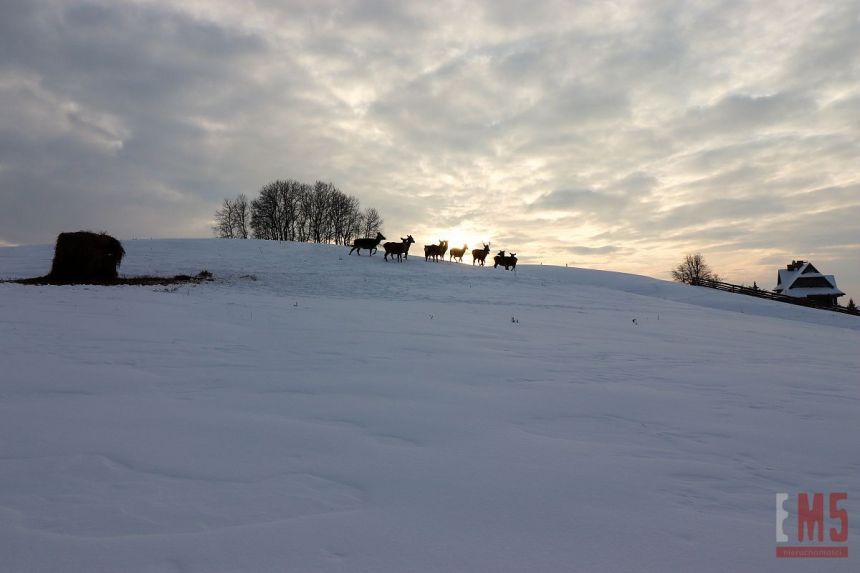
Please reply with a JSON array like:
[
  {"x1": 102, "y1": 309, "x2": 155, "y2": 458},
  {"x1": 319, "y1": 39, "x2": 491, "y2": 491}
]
[{"x1": 49, "y1": 231, "x2": 125, "y2": 281}]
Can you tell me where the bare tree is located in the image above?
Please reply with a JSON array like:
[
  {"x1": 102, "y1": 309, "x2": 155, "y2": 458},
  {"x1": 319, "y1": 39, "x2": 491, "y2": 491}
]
[
  {"x1": 213, "y1": 195, "x2": 250, "y2": 239},
  {"x1": 277, "y1": 181, "x2": 303, "y2": 241},
  {"x1": 213, "y1": 198, "x2": 236, "y2": 238},
  {"x1": 234, "y1": 193, "x2": 249, "y2": 239},
  {"x1": 330, "y1": 190, "x2": 361, "y2": 245},
  {"x1": 360, "y1": 207, "x2": 384, "y2": 238},
  {"x1": 306, "y1": 181, "x2": 335, "y2": 243},
  {"x1": 250, "y1": 184, "x2": 282, "y2": 240},
  {"x1": 295, "y1": 184, "x2": 315, "y2": 242},
  {"x1": 672, "y1": 253, "x2": 720, "y2": 285}
]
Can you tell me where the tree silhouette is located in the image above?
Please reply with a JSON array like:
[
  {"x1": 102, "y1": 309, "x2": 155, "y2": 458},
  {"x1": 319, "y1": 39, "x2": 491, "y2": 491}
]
[
  {"x1": 222, "y1": 179, "x2": 380, "y2": 245},
  {"x1": 213, "y1": 194, "x2": 250, "y2": 239},
  {"x1": 360, "y1": 207, "x2": 384, "y2": 238},
  {"x1": 671, "y1": 253, "x2": 720, "y2": 285}
]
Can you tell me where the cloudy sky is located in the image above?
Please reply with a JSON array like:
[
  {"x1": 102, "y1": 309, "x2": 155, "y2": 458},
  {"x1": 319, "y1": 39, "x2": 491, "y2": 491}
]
[{"x1": 1, "y1": 0, "x2": 858, "y2": 298}]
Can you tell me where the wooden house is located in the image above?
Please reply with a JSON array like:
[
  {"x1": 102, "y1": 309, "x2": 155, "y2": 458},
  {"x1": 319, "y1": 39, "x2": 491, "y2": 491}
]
[{"x1": 773, "y1": 260, "x2": 844, "y2": 307}]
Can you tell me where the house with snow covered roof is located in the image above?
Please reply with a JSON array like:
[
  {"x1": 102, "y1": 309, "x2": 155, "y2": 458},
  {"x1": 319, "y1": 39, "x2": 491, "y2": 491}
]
[{"x1": 773, "y1": 260, "x2": 844, "y2": 307}]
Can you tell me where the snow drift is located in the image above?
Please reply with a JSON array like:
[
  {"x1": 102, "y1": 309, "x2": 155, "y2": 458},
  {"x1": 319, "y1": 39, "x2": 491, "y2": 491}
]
[{"x1": 0, "y1": 239, "x2": 857, "y2": 572}]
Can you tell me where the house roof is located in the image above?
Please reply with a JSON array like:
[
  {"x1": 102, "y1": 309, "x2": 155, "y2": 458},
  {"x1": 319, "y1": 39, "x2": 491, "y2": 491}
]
[{"x1": 774, "y1": 260, "x2": 844, "y2": 298}]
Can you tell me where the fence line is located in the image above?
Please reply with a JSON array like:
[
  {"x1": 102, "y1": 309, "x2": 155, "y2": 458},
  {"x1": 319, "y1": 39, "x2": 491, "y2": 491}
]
[{"x1": 690, "y1": 279, "x2": 858, "y2": 316}]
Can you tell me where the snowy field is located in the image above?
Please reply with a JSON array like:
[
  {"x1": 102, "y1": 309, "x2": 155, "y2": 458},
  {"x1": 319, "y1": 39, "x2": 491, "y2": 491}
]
[{"x1": 0, "y1": 239, "x2": 857, "y2": 572}]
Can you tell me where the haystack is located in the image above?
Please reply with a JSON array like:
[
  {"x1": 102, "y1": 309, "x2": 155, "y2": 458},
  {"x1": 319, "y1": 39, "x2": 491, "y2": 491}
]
[{"x1": 49, "y1": 231, "x2": 125, "y2": 281}]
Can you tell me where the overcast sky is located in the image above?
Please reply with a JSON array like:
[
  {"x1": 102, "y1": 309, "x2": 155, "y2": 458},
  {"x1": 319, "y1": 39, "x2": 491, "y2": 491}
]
[{"x1": 1, "y1": 0, "x2": 858, "y2": 298}]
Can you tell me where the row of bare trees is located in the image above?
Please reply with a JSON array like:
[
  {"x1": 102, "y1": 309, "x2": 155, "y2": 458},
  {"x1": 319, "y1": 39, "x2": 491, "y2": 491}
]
[{"x1": 214, "y1": 180, "x2": 383, "y2": 244}]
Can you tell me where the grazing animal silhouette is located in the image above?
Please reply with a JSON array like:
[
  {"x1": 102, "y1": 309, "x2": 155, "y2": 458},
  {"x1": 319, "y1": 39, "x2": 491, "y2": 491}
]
[
  {"x1": 493, "y1": 251, "x2": 518, "y2": 270},
  {"x1": 471, "y1": 243, "x2": 490, "y2": 266},
  {"x1": 449, "y1": 244, "x2": 468, "y2": 263},
  {"x1": 349, "y1": 231, "x2": 386, "y2": 256},
  {"x1": 424, "y1": 240, "x2": 448, "y2": 262},
  {"x1": 383, "y1": 235, "x2": 415, "y2": 262}
]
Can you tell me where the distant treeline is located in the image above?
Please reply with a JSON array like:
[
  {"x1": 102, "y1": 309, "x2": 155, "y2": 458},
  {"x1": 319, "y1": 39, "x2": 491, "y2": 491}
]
[{"x1": 214, "y1": 180, "x2": 383, "y2": 244}]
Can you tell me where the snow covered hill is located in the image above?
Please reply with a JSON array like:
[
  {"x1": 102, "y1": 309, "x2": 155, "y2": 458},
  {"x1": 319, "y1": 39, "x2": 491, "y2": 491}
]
[{"x1": 1, "y1": 239, "x2": 857, "y2": 572}]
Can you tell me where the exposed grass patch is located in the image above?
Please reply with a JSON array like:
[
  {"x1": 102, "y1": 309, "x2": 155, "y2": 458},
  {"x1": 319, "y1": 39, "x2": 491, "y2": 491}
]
[{"x1": 4, "y1": 270, "x2": 214, "y2": 286}]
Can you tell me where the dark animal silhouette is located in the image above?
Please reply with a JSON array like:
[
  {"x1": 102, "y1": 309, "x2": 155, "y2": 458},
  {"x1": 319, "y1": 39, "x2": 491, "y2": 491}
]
[
  {"x1": 423, "y1": 241, "x2": 438, "y2": 261},
  {"x1": 49, "y1": 231, "x2": 125, "y2": 281},
  {"x1": 349, "y1": 231, "x2": 386, "y2": 256},
  {"x1": 438, "y1": 240, "x2": 449, "y2": 261},
  {"x1": 383, "y1": 235, "x2": 415, "y2": 262},
  {"x1": 449, "y1": 244, "x2": 468, "y2": 263},
  {"x1": 471, "y1": 243, "x2": 490, "y2": 266},
  {"x1": 401, "y1": 236, "x2": 415, "y2": 260},
  {"x1": 493, "y1": 251, "x2": 518, "y2": 270},
  {"x1": 424, "y1": 240, "x2": 448, "y2": 262}
]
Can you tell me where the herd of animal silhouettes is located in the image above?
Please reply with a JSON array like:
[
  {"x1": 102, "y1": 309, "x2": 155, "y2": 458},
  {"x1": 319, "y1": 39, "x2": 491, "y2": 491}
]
[{"x1": 348, "y1": 232, "x2": 518, "y2": 270}]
